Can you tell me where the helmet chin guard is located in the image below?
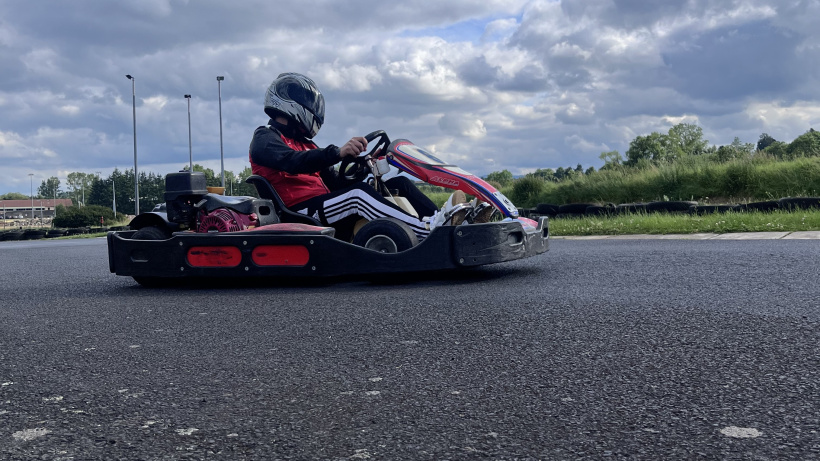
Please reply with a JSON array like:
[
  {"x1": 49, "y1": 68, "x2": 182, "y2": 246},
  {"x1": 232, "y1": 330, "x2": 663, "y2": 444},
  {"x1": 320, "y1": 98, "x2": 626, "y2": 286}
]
[{"x1": 264, "y1": 73, "x2": 325, "y2": 138}]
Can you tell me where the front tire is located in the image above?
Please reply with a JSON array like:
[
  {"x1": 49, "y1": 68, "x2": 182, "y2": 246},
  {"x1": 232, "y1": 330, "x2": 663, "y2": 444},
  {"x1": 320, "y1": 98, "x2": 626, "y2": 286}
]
[{"x1": 352, "y1": 218, "x2": 418, "y2": 253}]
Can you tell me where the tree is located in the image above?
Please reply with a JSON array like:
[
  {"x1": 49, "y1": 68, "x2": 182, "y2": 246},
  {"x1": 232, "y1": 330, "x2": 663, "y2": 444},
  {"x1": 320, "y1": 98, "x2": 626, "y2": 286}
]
[
  {"x1": 0, "y1": 192, "x2": 27, "y2": 200},
  {"x1": 484, "y1": 170, "x2": 514, "y2": 187},
  {"x1": 625, "y1": 132, "x2": 668, "y2": 166},
  {"x1": 599, "y1": 150, "x2": 622, "y2": 170},
  {"x1": 715, "y1": 137, "x2": 754, "y2": 162},
  {"x1": 667, "y1": 123, "x2": 708, "y2": 158},
  {"x1": 183, "y1": 164, "x2": 222, "y2": 187},
  {"x1": 732, "y1": 137, "x2": 755, "y2": 156},
  {"x1": 87, "y1": 176, "x2": 113, "y2": 209},
  {"x1": 139, "y1": 171, "x2": 166, "y2": 212},
  {"x1": 223, "y1": 170, "x2": 238, "y2": 195},
  {"x1": 232, "y1": 166, "x2": 258, "y2": 197},
  {"x1": 757, "y1": 133, "x2": 776, "y2": 151},
  {"x1": 66, "y1": 172, "x2": 94, "y2": 206},
  {"x1": 526, "y1": 168, "x2": 555, "y2": 182},
  {"x1": 786, "y1": 129, "x2": 820, "y2": 159},
  {"x1": 762, "y1": 141, "x2": 788, "y2": 159},
  {"x1": 38, "y1": 177, "x2": 60, "y2": 199},
  {"x1": 111, "y1": 168, "x2": 130, "y2": 213}
]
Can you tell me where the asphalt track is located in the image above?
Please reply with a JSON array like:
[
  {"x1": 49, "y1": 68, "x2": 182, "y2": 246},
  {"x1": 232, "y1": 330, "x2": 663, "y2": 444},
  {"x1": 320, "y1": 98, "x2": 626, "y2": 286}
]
[{"x1": 1, "y1": 236, "x2": 818, "y2": 460}]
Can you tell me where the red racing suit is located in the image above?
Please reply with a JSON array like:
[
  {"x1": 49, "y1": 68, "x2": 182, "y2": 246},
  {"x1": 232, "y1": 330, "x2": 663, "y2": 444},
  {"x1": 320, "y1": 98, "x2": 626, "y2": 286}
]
[{"x1": 248, "y1": 122, "x2": 346, "y2": 207}]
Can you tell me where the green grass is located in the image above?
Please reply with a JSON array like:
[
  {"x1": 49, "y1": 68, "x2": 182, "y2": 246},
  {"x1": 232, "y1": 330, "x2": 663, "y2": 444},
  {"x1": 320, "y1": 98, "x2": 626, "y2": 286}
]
[
  {"x1": 497, "y1": 156, "x2": 820, "y2": 207},
  {"x1": 55, "y1": 232, "x2": 109, "y2": 239},
  {"x1": 426, "y1": 192, "x2": 453, "y2": 208},
  {"x1": 548, "y1": 209, "x2": 820, "y2": 236},
  {"x1": 33, "y1": 210, "x2": 820, "y2": 240}
]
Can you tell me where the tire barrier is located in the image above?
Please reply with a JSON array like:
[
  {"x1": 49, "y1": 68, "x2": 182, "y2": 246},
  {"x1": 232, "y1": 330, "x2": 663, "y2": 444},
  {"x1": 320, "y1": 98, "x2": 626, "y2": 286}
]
[
  {"x1": 735, "y1": 200, "x2": 780, "y2": 213},
  {"x1": 0, "y1": 225, "x2": 127, "y2": 243},
  {"x1": 778, "y1": 197, "x2": 820, "y2": 211},
  {"x1": 1, "y1": 230, "x2": 25, "y2": 241},
  {"x1": 23, "y1": 229, "x2": 47, "y2": 240},
  {"x1": 66, "y1": 227, "x2": 91, "y2": 236},
  {"x1": 616, "y1": 203, "x2": 648, "y2": 214},
  {"x1": 46, "y1": 229, "x2": 67, "y2": 238},
  {"x1": 585, "y1": 205, "x2": 616, "y2": 216},
  {"x1": 689, "y1": 205, "x2": 738, "y2": 215},
  {"x1": 646, "y1": 201, "x2": 698, "y2": 213},
  {"x1": 521, "y1": 196, "x2": 820, "y2": 219},
  {"x1": 535, "y1": 203, "x2": 560, "y2": 217},
  {"x1": 558, "y1": 203, "x2": 598, "y2": 215}
]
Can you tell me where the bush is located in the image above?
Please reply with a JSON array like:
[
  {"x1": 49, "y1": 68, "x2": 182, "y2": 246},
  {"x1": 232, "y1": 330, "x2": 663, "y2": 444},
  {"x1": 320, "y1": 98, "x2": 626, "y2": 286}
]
[
  {"x1": 53, "y1": 205, "x2": 124, "y2": 228},
  {"x1": 509, "y1": 176, "x2": 546, "y2": 207}
]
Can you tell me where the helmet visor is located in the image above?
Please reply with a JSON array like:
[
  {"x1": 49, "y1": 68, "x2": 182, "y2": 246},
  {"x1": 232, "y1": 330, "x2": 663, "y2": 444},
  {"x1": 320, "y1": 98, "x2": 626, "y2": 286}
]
[{"x1": 275, "y1": 77, "x2": 325, "y2": 122}]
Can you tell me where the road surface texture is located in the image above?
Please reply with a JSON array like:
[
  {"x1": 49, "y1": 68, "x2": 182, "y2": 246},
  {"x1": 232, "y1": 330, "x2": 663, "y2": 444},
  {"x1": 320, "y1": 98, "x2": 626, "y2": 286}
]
[{"x1": 1, "y1": 237, "x2": 818, "y2": 460}]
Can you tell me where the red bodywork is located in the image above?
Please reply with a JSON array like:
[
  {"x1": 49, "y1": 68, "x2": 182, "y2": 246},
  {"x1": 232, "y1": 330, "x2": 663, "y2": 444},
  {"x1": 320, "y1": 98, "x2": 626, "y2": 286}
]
[{"x1": 385, "y1": 140, "x2": 520, "y2": 218}]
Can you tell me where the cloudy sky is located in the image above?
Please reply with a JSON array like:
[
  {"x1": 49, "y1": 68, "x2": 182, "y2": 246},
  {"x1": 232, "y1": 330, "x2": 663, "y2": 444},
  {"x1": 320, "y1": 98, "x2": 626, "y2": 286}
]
[{"x1": 1, "y1": 0, "x2": 819, "y2": 195}]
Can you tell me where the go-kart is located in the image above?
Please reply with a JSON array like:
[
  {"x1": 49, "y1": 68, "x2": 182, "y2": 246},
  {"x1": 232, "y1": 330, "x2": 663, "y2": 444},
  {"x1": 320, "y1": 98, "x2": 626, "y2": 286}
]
[{"x1": 107, "y1": 131, "x2": 549, "y2": 286}]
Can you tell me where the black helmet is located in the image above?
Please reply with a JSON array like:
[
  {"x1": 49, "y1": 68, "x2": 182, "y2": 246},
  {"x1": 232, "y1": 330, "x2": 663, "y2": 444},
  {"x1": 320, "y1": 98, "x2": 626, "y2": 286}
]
[{"x1": 264, "y1": 73, "x2": 325, "y2": 139}]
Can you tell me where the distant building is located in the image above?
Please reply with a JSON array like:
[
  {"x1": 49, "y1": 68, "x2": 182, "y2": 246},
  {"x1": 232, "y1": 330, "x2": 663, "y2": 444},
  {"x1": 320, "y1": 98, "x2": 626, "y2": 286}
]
[{"x1": 0, "y1": 199, "x2": 74, "y2": 219}]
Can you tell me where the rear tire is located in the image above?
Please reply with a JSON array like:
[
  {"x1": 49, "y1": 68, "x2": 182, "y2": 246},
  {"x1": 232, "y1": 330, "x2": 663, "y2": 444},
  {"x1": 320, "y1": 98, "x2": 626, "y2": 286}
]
[
  {"x1": 131, "y1": 226, "x2": 171, "y2": 240},
  {"x1": 352, "y1": 218, "x2": 418, "y2": 253},
  {"x1": 130, "y1": 226, "x2": 172, "y2": 287}
]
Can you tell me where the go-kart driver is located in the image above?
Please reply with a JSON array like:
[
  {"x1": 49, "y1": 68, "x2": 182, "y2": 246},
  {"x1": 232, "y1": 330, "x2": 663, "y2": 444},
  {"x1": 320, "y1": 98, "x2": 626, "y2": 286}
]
[{"x1": 249, "y1": 72, "x2": 469, "y2": 241}]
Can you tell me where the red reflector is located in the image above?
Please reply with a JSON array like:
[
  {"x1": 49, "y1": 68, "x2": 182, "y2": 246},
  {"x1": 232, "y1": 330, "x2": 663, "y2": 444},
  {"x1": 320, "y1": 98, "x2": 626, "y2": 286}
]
[
  {"x1": 252, "y1": 245, "x2": 309, "y2": 266},
  {"x1": 187, "y1": 246, "x2": 242, "y2": 267}
]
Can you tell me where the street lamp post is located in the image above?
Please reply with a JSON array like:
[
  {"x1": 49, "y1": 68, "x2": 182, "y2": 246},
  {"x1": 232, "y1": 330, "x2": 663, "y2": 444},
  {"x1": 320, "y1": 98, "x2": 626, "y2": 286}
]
[
  {"x1": 217, "y1": 76, "x2": 225, "y2": 188},
  {"x1": 112, "y1": 179, "x2": 116, "y2": 216},
  {"x1": 126, "y1": 74, "x2": 139, "y2": 215},
  {"x1": 184, "y1": 94, "x2": 192, "y2": 172},
  {"x1": 28, "y1": 173, "x2": 34, "y2": 225}
]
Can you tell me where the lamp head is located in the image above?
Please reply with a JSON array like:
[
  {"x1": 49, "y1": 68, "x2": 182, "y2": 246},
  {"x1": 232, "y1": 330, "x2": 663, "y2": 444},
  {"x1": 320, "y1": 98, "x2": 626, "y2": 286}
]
[
  {"x1": 217, "y1": 76, "x2": 224, "y2": 81},
  {"x1": 126, "y1": 74, "x2": 133, "y2": 80}
]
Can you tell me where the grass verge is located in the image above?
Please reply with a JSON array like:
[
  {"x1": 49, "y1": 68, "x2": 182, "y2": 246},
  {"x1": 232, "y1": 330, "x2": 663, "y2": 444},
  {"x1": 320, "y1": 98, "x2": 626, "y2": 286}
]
[
  {"x1": 548, "y1": 210, "x2": 820, "y2": 236},
  {"x1": 23, "y1": 211, "x2": 820, "y2": 240}
]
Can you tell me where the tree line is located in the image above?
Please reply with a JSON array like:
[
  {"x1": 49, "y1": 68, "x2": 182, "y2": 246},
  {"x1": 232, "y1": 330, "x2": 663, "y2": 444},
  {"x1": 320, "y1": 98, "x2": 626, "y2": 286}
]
[
  {"x1": 0, "y1": 165, "x2": 260, "y2": 215},
  {"x1": 483, "y1": 124, "x2": 820, "y2": 187}
]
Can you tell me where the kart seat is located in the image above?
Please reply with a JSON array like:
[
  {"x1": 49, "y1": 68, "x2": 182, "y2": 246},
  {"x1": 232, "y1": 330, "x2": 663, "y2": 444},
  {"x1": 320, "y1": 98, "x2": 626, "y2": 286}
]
[
  {"x1": 245, "y1": 175, "x2": 322, "y2": 226},
  {"x1": 196, "y1": 194, "x2": 258, "y2": 215}
]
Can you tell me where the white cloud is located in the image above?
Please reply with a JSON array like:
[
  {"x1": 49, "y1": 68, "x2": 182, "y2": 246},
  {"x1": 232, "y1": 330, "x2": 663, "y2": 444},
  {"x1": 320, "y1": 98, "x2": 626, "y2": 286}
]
[
  {"x1": 0, "y1": 0, "x2": 817, "y2": 194},
  {"x1": 438, "y1": 114, "x2": 487, "y2": 139},
  {"x1": 315, "y1": 63, "x2": 383, "y2": 92},
  {"x1": 745, "y1": 100, "x2": 820, "y2": 132}
]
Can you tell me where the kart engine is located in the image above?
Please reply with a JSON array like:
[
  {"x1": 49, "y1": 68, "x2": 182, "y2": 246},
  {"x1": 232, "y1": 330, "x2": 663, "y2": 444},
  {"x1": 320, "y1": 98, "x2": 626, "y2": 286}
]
[
  {"x1": 197, "y1": 208, "x2": 259, "y2": 233},
  {"x1": 164, "y1": 171, "x2": 208, "y2": 228}
]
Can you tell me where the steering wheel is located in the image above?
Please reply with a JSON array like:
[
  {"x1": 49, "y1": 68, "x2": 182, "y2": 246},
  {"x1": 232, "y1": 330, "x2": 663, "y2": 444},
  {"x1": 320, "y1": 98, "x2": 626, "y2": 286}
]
[{"x1": 339, "y1": 130, "x2": 390, "y2": 182}]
